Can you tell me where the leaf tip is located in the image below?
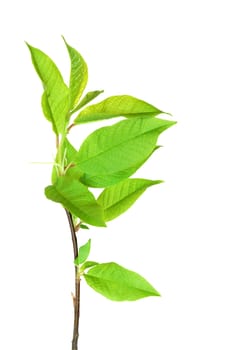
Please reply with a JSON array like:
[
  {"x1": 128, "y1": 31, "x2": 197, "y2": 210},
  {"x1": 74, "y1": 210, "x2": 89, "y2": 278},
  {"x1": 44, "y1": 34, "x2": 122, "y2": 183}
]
[
  {"x1": 156, "y1": 180, "x2": 164, "y2": 185},
  {"x1": 164, "y1": 112, "x2": 173, "y2": 117},
  {"x1": 61, "y1": 35, "x2": 67, "y2": 46},
  {"x1": 25, "y1": 41, "x2": 32, "y2": 51}
]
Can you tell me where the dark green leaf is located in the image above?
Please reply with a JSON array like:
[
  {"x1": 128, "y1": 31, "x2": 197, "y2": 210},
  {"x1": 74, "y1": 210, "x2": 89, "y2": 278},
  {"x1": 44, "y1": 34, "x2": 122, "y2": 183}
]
[
  {"x1": 80, "y1": 224, "x2": 89, "y2": 230},
  {"x1": 26, "y1": 43, "x2": 70, "y2": 134},
  {"x1": 84, "y1": 262, "x2": 160, "y2": 301},
  {"x1": 63, "y1": 37, "x2": 88, "y2": 110},
  {"x1": 73, "y1": 90, "x2": 104, "y2": 112},
  {"x1": 76, "y1": 117, "x2": 176, "y2": 187},
  {"x1": 45, "y1": 176, "x2": 106, "y2": 227},
  {"x1": 74, "y1": 95, "x2": 165, "y2": 124},
  {"x1": 98, "y1": 178, "x2": 162, "y2": 221},
  {"x1": 74, "y1": 239, "x2": 91, "y2": 265}
]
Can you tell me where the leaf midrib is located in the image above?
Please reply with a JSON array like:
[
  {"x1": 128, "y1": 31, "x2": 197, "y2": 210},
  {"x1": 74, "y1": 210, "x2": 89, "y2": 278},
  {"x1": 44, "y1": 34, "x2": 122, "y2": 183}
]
[
  {"x1": 80, "y1": 110, "x2": 157, "y2": 117},
  {"x1": 80, "y1": 94, "x2": 159, "y2": 116},
  {"x1": 78, "y1": 126, "x2": 161, "y2": 166},
  {"x1": 85, "y1": 274, "x2": 156, "y2": 295}
]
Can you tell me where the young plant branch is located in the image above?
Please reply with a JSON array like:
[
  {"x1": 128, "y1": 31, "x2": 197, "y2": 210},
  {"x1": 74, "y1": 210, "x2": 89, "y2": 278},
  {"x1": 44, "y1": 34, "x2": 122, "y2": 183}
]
[{"x1": 27, "y1": 37, "x2": 176, "y2": 349}]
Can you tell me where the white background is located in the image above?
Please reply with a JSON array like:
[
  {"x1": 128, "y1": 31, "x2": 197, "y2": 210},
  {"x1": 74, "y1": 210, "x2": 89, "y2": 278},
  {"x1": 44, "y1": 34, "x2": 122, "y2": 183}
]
[{"x1": 1, "y1": 0, "x2": 233, "y2": 349}]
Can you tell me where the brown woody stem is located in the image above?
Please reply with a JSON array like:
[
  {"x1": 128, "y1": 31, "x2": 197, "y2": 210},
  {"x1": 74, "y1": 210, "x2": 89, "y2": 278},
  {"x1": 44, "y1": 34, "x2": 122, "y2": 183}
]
[{"x1": 65, "y1": 209, "x2": 80, "y2": 350}]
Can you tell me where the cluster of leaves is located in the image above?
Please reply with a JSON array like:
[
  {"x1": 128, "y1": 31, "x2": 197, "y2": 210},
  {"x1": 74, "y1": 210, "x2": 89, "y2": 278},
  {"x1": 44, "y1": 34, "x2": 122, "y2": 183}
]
[{"x1": 27, "y1": 38, "x2": 175, "y2": 302}]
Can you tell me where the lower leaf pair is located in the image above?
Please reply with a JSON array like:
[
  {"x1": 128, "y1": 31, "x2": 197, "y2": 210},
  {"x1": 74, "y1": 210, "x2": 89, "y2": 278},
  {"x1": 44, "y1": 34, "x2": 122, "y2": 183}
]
[
  {"x1": 75, "y1": 240, "x2": 160, "y2": 301},
  {"x1": 72, "y1": 239, "x2": 160, "y2": 301}
]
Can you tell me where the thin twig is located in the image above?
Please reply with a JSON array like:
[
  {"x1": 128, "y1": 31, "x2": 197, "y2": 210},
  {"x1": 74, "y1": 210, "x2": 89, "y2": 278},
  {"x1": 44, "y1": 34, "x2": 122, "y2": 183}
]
[
  {"x1": 65, "y1": 209, "x2": 80, "y2": 350},
  {"x1": 67, "y1": 123, "x2": 75, "y2": 133},
  {"x1": 65, "y1": 210, "x2": 78, "y2": 258}
]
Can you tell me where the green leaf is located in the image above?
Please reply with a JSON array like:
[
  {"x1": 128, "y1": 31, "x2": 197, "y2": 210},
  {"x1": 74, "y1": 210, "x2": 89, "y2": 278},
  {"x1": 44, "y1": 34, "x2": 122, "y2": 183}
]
[
  {"x1": 26, "y1": 43, "x2": 70, "y2": 134},
  {"x1": 121, "y1": 145, "x2": 161, "y2": 178},
  {"x1": 80, "y1": 224, "x2": 89, "y2": 230},
  {"x1": 79, "y1": 145, "x2": 160, "y2": 189},
  {"x1": 84, "y1": 262, "x2": 160, "y2": 301},
  {"x1": 41, "y1": 91, "x2": 52, "y2": 122},
  {"x1": 74, "y1": 239, "x2": 91, "y2": 265},
  {"x1": 76, "y1": 117, "x2": 176, "y2": 187},
  {"x1": 98, "y1": 178, "x2": 162, "y2": 221},
  {"x1": 44, "y1": 176, "x2": 106, "y2": 227},
  {"x1": 80, "y1": 261, "x2": 99, "y2": 272},
  {"x1": 74, "y1": 95, "x2": 165, "y2": 124},
  {"x1": 73, "y1": 90, "x2": 104, "y2": 112},
  {"x1": 63, "y1": 37, "x2": 88, "y2": 110},
  {"x1": 41, "y1": 91, "x2": 58, "y2": 135}
]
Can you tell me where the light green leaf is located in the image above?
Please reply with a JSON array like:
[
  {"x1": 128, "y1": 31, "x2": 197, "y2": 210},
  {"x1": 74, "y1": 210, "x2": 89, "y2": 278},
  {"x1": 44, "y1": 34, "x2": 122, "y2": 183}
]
[
  {"x1": 80, "y1": 261, "x2": 99, "y2": 272},
  {"x1": 84, "y1": 262, "x2": 160, "y2": 301},
  {"x1": 78, "y1": 145, "x2": 161, "y2": 188},
  {"x1": 74, "y1": 95, "x2": 165, "y2": 124},
  {"x1": 74, "y1": 239, "x2": 91, "y2": 265},
  {"x1": 76, "y1": 117, "x2": 176, "y2": 187},
  {"x1": 73, "y1": 90, "x2": 104, "y2": 113},
  {"x1": 98, "y1": 178, "x2": 162, "y2": 221},
  {"x1": 41, "y1": 91, "x2": 52, "y2": 122},
  {"x1": 121, "y1": 145, "x2": 161, "y2": 177},
  {"x1": 26, "y1": 43, "x2": 70, "y2": 134},
  {"x1": 63, "y1": 37, "x2": 88, "y2": 110},
  {"x1": 44, "y1": 176, "x2": 106, "y2": 227}
]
